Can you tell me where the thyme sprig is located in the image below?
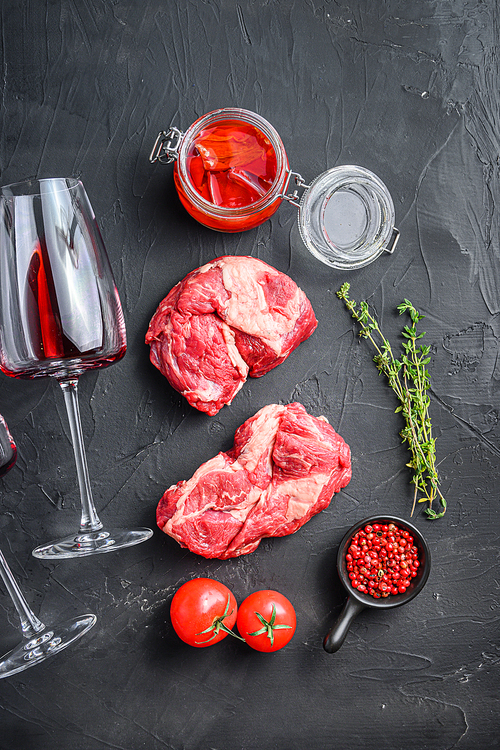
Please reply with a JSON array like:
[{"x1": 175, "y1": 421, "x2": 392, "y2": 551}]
[{"x1": 337, "y1": 282, "x2": 446, "y2": 519}]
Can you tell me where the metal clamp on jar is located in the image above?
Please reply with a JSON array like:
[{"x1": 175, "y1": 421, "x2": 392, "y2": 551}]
[{"x1": 150, "y1": 108, "x2": 399, "y2": 270}]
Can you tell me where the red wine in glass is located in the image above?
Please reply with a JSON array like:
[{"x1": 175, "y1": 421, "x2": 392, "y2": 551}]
[
  {"x1": 0, "y1": 414, "x2": 96, "y2": 677},
  {"x1": 0, "y1": 415, "x2": 16, "y2": 477},
  {"x1": 0, "y1": 177, "x2": 152, "y2": 558}
]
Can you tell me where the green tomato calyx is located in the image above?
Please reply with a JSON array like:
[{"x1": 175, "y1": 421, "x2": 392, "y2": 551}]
[
  {"x1": 248, "y1": 604, "x2": 292, "y2": 646},
  {"x1": 195, "y1": 594, "x2": 245, "y2": 644}
]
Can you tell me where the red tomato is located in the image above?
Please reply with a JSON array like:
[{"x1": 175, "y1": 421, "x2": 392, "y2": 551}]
[
  {"x1": 236, "y1": 590, "x2": 296, "y2": 652},
  {"x1": 170, "y1": 578, "x2": 239, "y2": 648}
]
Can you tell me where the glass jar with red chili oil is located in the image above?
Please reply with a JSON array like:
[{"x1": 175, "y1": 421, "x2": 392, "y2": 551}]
[{"x1": 151, "y1": 109, "x2": 289, "y2": 232}]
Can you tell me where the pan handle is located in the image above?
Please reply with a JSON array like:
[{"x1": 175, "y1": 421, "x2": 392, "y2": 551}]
[{"x1": 323, "y1": 596, "x2": 366, "y2": 653}]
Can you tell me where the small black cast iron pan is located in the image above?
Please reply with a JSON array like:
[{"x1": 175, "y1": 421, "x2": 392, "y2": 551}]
[{"x1": 323, "y1": 514, "x2": 431, "y2": 653}]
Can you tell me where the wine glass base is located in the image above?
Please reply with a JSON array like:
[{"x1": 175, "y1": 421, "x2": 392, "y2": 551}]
[
  {"x1": 31, "y1": 527, "x2": 153, "y2": 560},
  {"x1": 0, "y1": 613, "x2": 96, "y2": 679}
]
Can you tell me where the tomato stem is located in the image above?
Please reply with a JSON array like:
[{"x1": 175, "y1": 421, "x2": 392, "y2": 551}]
[
  {"x1": 248, "y1": 604, "x2": 292, "y2": 647},
  {"x1": 195, "y1": 594, "x2": 245, "y2": 644}
]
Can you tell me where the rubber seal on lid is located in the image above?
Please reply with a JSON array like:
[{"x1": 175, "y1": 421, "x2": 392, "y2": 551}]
[{"x1": 298, "y1": 165, "x2": 398, "y2": 270}]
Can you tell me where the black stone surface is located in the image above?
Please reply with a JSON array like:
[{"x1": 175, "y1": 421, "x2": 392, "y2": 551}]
[{"x1": 0, "y1": 2, "x2": 498, "y2": 748}]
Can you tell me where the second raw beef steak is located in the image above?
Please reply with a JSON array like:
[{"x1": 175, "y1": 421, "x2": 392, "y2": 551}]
[{"x1": 156, "y1": 402, "x2": 351, "y2": 559}]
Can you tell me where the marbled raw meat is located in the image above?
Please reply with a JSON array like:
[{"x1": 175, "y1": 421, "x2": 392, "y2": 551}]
[
  {"x1": 145, "y1": 256, "x2": 317, "y2": 415},
  {"x1": 156, "y1": 402, "x2": 351, "y2": 559}
]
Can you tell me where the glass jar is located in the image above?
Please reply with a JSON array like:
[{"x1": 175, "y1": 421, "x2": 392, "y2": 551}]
[
  {"x1": 150, "y1": 108, "x2": 399, "y2": 268},
  {"x1": 295, "y1": 165, "x2": 399, "y2": 270},
  {"x1": 150, "y1": 108, "x2": 289, "y2": 232}
]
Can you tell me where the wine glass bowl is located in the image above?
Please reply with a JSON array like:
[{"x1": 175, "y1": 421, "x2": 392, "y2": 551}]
[
  {"x1": 0, "y1": 414, "x2": 96, "y2": 678},
  {"x1": 0, "y1": 177, "x2": 153, "y2": 558},
  {"x1": 0, "y1": 177, "x2": 126, "y2": 380}
]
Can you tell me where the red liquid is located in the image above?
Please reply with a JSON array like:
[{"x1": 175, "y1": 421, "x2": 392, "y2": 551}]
[
  {"x1": 0, "y1": 416, "x2": 16, "y2": 477},
  {"x1": 186, "y1": 119, "x2": 278, "y2": 208},
  {"x1": 0, "y1": 240, "x2": 126, "y2": 379},
  {"x1": 28, "y1": 241, "x2": 67, "y2": 359}
]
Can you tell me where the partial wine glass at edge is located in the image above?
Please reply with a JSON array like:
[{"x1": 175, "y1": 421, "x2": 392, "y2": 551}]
[
  {"x1": 0, "y1": 177, "x2": 152, "y2": 559},
  {"x1": 0, "y1": 413, "x2": 96, "y2": 677}
]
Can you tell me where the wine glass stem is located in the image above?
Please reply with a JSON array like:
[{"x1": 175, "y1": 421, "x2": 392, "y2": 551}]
[
  {"x1": 0, "y1": 549, "x2": 45, "y2": 638},
  {"x1": 58, "y1": 378, "x2": 103, "y2": 534}
]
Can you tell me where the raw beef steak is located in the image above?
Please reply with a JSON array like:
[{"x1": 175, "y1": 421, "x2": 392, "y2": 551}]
[
  {"x1": 145, "y1": 256, "x2": 317, "y2": 415},
  {"x1": 156, "y1": 402, "x2": 351, "y2": 559}
]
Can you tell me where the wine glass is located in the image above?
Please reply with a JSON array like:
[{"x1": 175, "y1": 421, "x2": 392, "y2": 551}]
[
  {"x1": 0, "y1": 414, "x2": 96, "y2": 677},
  {"x1": 0, "y1": 177, "x2": 153, "y2": 559}
]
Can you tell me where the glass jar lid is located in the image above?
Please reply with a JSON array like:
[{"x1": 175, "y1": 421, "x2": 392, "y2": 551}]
[{"x1": 297, "y1": 165, "x2": 399, "y2": 270}]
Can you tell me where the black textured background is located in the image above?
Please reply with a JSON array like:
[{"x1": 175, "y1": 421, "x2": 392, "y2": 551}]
[{"x1": 0, "y1": 2, "x2": 498, "y2": 749}]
